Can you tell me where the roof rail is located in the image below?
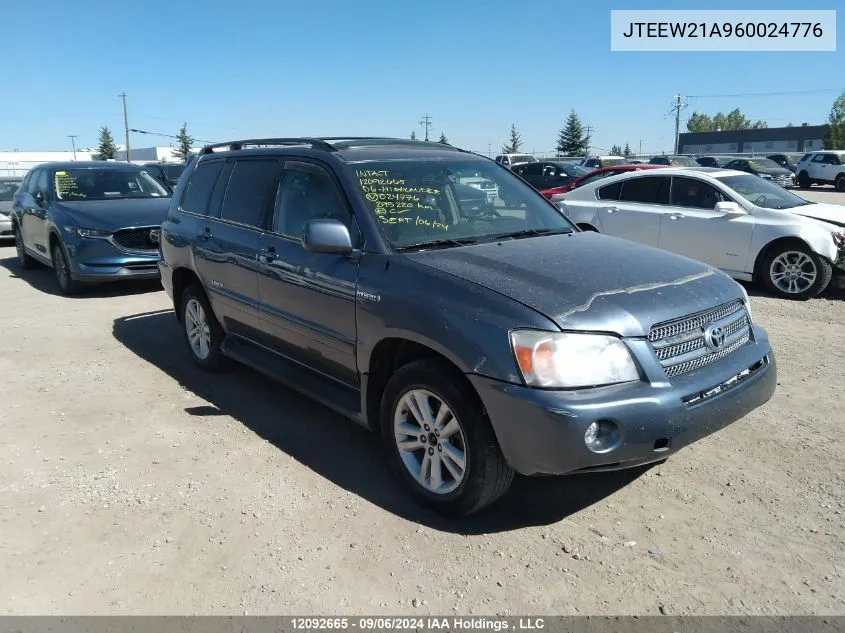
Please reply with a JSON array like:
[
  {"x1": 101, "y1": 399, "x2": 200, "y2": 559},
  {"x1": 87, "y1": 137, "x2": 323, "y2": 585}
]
[{"x1": 199, "y1": 138, "x2": 337, "y2": 155}]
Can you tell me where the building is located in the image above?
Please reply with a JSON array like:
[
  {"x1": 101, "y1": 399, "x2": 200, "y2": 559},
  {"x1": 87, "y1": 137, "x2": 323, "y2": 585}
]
[
  {"x1": 678, "y1": 124, "x2": 829, "y2": 156},
  {"x1": 0, "y1": 146, "x2": 199, "y2": 177}
]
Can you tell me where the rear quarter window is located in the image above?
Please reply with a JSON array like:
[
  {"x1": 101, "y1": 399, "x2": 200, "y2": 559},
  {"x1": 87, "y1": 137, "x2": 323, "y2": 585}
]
[{"x1": 597, "y1": 181, "x2": 622, "y2": 200}]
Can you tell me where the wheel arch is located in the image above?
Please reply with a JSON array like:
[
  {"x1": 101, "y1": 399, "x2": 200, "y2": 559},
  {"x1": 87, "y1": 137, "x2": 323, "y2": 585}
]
[
  {"x1": 752, "y1": 235, "x2": 831, "y2": 281},
  {"x1": 170, "y1": 267, "x2": 204, "y2": 322},
  {"x1": 364, "y1": 337, "x2": 484, "y2": 433}
]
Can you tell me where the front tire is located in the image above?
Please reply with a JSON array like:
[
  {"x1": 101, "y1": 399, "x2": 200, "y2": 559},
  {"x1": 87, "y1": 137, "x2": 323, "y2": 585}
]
[
  {"x1": 835, "y1": 173, "x2": 845, "y2": 192},
  {"x1": 761, "y1": 244, "x2": 832, "y2": 300},
  {"x1": 13, "y1": 224, "x2": 36, "y2": 269},
  {"x1": 51, "y1": 240, "x2": 82, "y2": 295},
  {"x1": 797, "y1": 171, "x2": 811, "y2": 189},
  {"x1": 380, "y1": 358, "x2": 514, "y2": 516},
  {"x1": 181, "y1": 284, "x2": 225, "y2": 370}
]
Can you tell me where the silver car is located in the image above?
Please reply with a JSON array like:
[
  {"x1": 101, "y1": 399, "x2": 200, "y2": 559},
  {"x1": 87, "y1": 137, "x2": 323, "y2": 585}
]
[
  {"x1": 558, "y1": 167, "x2": 845, "y2": 299},
  {"x1": 0, "y1": 176, "x2": 23, "y2": 238}
]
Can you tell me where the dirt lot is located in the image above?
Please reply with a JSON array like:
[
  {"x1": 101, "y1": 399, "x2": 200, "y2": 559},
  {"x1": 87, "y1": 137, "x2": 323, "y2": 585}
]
[{"x1": 1, "y1": 190, "x2": 844, "y2": 615}]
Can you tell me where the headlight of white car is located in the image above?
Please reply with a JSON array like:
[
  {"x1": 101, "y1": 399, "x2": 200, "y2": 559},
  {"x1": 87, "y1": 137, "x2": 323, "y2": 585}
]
[{"x1": 509, "y1": 330, "x2": 640, "y2": 388}]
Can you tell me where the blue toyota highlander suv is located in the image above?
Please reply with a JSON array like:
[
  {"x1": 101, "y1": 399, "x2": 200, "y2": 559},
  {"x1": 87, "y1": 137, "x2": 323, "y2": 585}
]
[{"x1": 159, "y1": 137, "x2": 777, "y2": 515}]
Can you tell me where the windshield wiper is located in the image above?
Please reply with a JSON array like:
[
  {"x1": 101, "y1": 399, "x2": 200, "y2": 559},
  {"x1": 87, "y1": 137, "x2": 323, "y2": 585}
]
[
  {"x1": 395, "y1": 237, "x2": 482, "y2": 252},
  {"x1": 483, "y1": 227, "x2": 572, "y2": 242}
]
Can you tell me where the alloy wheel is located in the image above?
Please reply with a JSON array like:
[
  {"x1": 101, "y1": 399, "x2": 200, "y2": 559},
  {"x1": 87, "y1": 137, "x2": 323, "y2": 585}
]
[
  {"x1": 53, "y1": 245, "x2": 68, "y2": 288},
  {"x1": 185, "y1": 298, "x2": 212, "y2": 360},
  {"x1": 769, "y1": 251, "x2": 817, "y2": 295},
  {"x1": 393, "y1": 389, "x2": 468, "y2": 495}
]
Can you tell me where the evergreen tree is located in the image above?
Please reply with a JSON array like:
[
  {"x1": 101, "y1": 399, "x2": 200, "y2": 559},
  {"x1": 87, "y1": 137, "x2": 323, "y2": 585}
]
[
  {"x1": 623, "y1": 142, "x2": 632, "y2": 157},
  {"x1": 501, "y1": 124, "x2": 523, "y2": 154},
  {"x1": 823, "y1": 92, "x2": 845, "y2": 150},
  {"x1": 96, "y1": 126, "x2": 117, "y2": 160},
  {"x1": 556, "y1": 111, "x2": 590, "y2": 156},
  {"x1": 610, "y1": 144, "x2": 623, "y2": 156},
  {"x1": 410, "y1": 130, "x2": 417, "y2": 140},
  {"x1": 438, "y1": 133, "x2": 449, "y2": 144},
  {"x1": 174, "y1": 123, "x2": 194, "y2": 163}
]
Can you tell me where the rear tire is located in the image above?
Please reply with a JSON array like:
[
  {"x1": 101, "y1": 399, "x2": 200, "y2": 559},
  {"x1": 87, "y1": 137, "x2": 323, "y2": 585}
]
[
  {"x1": 13, "y1": 224, "x2": 36, "y2": 269},
  {"x1": 797, "y1": 171, "x2": 811, "y2": 189},
  {"x1": 760, "y1": 244, "x2": 832, "y2": 300},
  {"x1": 380, "y1": 358, "x2": 514, "y2": 516},
  {"x1": 181, "y1": 284, "x2": 226, "y2": 370},
  {"x1": 51, "y1": 240, "x2": 82, "y2": 295},
  {"x1": 835, "y1": 173, "x2": 845, "y2": 193}
]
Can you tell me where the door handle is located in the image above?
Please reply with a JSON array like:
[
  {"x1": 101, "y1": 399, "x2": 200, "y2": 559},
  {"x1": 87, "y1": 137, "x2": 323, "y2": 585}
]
[
  {"x1": 258, "y1": 246, "x2": 277, "y2": 262},
  {"x1": 604, "y1": 206, "x2": 619, "y2": 213},
  {"x1": 197, "y1": 227, "x2": 212, "y2": 240},
  {"x1": 668, "y1": 213, "x2": 685, "y2": 220}
]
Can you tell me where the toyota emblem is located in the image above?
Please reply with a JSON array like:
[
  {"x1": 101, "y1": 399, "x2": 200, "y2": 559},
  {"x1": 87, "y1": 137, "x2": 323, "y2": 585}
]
[{"x1": 704, "y1": 324, "x2": 726, "y2": 350}]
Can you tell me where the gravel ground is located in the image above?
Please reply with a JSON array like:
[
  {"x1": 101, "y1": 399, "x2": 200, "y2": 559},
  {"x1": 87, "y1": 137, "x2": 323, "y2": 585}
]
[{"x1": 0, "y1": 190, "x2": 843, "y2": 615}]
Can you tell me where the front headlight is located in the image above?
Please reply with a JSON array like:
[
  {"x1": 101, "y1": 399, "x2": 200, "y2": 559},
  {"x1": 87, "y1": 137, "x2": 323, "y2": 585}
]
[
  {"x1": 759, "y1": 173, "x2": 772, "y2": 179},
  {"x1": 64, "y1": 225, "x2": 111, "y2": 238},
  {"x1": 739, "y1": 284, "x2": 752, "y2": 323},
  {"x1": 509, "y1": 330, "x2": 640, "y2": 388},
  {"x1": 832, "y1": 231, "x2": 845, "y2": 248}
]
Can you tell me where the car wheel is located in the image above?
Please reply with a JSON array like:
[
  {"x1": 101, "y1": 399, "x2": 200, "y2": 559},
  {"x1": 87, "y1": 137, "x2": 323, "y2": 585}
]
[
  {"x1": 381, "y1": 358, "x2": 514, "y2": 516},
  {"x1": 761, "y1": 244, "x2": 832, "y2": 300},
  {"x1": 181, "y1": 284, "x2": 225, "y2": 370},
  {"x1": 797, "y1": 171, "x2": 811, "y2": 189},
  {"x1": 13, "y1": 224, "x2": 36, "y2": 269},
  {"x1": 51, "y1": 240, "x2": 82, "y2": 295},
  {"x1": 835, "y1": 173, "x2": 845, "y2": 192}
]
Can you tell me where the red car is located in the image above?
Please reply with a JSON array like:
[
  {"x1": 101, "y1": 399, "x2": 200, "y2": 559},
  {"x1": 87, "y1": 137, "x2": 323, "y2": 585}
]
[{"x1": 540, "y1": 164, "x2": 667, "y2": 199}]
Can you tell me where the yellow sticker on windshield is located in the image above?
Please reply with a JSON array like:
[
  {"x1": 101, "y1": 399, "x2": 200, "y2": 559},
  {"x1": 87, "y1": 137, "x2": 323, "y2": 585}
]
[{"x1": 55, "y1": 171, "x2": 66, "y2": 176}]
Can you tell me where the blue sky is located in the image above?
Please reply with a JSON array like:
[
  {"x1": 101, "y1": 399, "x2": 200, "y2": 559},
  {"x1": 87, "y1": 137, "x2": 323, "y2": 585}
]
[{"x1": 2, "y1": 0, "x2": 842, "y2": 156}]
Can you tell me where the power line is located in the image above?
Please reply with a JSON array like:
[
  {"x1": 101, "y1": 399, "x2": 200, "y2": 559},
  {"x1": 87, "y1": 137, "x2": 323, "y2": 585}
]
[
  {"x1": 687, "y1": 88, "x2": 842, "y2": 99},
  {"x1": 129, "y1": 128, "x2": 216, "y2": 144}
]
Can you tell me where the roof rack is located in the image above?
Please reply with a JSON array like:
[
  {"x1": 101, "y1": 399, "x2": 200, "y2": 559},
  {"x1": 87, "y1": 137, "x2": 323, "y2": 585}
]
[
  {"x1": 200, "y1": 136, "x2": 473, "y2": 156},
  {"x1": 199, "y1": 138, "x2": 338, "y2": 155}
]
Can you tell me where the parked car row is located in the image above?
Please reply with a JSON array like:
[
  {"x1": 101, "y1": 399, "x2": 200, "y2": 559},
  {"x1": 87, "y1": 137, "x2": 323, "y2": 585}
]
[{"x1": 7, "y1": 137, "x2": 779, "y2": 516}]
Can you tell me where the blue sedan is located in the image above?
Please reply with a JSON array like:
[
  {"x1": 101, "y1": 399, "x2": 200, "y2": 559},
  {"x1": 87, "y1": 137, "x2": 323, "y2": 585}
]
[{"x1": 11, "y1": 161, "x2": 171, "y2": 294}]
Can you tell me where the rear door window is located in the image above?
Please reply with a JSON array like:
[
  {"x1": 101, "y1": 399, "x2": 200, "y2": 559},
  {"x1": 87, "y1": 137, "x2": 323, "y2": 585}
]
[
  {"x1": 597, "y1": 181, "x2": 622, "y2": 200},
  {"x1": 181, "y1": 161, "x2": 223, "y2": 215},
  {"x1": 220, "y1": 159, "x2": 283, "y2": 228},
  {"x1": 619, "y1": 176, "x2": 671, "y2": 204}
]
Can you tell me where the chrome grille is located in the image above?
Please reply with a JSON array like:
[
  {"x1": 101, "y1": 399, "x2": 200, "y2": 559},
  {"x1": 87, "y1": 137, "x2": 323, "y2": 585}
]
[{"x1": 649, "y1": 300, "x2": 752, "y2": 378}]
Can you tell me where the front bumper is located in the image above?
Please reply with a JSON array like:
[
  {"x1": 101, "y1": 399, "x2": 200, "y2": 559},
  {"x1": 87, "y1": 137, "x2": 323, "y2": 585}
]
[
  {"x1": 65, "y1": 235, "x2": 160, "y2": 282},
  {"x1": 470, "y1": 325, "x2": 776, "y2": 476}
]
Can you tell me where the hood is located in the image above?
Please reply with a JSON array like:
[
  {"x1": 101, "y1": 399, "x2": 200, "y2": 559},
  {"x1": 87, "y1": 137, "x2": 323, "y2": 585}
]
[
  {"x1": 788, "y1": 202, "x2": 845, "y2": 228},
  {"x1": 55, "y1": 198, "x2": 170, "y2": 232},
  {"x1": 406, "y1": 233, "x2": 744, "y2": 337},
  {"x1": 756, "y1": 166, "x2": 793, "y2": 177}
]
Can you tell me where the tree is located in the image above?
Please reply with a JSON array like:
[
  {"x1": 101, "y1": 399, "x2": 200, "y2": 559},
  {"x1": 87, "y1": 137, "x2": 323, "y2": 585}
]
[
  {"x1": 556, "y1": 110, "x2": 590, "y2": 156},
  {"x1": 686, "y1": 108, "x2": 754, "y2": 132},
  {"x1": 823, "y1": 91, "x2": 845, "y2": 150},
  {"x1": 438, "y1": 133, "x2": 449, "y2": 145},
  {"x1": 752, "y1": 120, "x2": 768, "y2": 129},
  {"x1": 174, "y1": 123, "x2": 194, "y2": 163},
  {"x1": 95, "y1": 126, "x2": 116, "y2": 160},
  {"x1": 610, "y1": 144, "x2": 623, "y2": 156},
  {"x1": 501, "y1": 124, "x2": 522, "y2": 154},
  {"x1": 785, "y1": 122, "x2": 795, "y2": 127},
  {"x1": 623, "y1": 142, "x2": 631, "y2": 157},
  {"x1": 410, "y1": 130, "x2": 417, "y2": 140}
]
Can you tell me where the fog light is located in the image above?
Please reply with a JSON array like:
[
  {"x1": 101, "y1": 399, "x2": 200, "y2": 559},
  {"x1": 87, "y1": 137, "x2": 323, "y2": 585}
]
[{"x1": 584, "y1": 419, "x2": 620, "y2": 453}]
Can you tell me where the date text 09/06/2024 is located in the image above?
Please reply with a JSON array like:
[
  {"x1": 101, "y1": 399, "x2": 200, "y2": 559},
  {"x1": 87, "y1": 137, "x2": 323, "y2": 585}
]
[{"x1": 289, "y1": 617, "x2": 546, "y2": 631}]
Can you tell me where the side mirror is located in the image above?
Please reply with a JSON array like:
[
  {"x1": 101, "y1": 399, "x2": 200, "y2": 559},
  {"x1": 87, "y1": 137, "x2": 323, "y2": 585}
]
[
  {"x1": 715, "y1": 201, "x2": 745, "y2": 215},
  {"x1": 303, "y1": 218, "x2": 354, "y2": 256},
  {"x1": 34, "y1": 190, "x2": 45, "y2": 207}
]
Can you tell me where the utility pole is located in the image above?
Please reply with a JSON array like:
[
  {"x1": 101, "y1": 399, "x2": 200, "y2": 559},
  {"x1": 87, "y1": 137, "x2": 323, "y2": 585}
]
[
  {"x1": 639, "y1": 139, "x2": 643, "y2": 157},
  {"x1": 672, "y1": 94, "x2": 688, "y2": 154},
  {"x1": 419, "y1": 114, "x2": 432, "y2": 142},
  {"x1": 67, "y1": 135, "x2": 78, "y2": 161},
  {"x1": 487, "y1": 143, "x2": 491, "y2": 157},
  {"x1": 119, "y1": 92, "x2": 131, "y2": 162}
]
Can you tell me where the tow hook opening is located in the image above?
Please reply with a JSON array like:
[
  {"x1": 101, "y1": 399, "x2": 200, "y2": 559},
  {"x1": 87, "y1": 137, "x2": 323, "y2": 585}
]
[{"x1": 653, "y1": 437, "x2": 671, "y2": 452}]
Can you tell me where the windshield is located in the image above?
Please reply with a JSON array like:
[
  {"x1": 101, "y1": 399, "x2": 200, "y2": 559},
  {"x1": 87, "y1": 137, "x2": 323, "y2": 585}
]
[
  {"x1": 748, "y1": 158, "x2": 783, "y2": 170},
  {"x1": 555, "y1": 162, "x2": 590, "y2": 176},
  {"x1": 54, "y1": 168, "x2": 170, "y2": 201},
  {"x1": 512, "y1": 155, "x2": 537, "y2": 163},
  {"x1": 165, "y1": 164, "x2": 185, "y2": 179},
  {"x1": 350, "y1": 160, "x2": 574, "y2": 249},
  {"x1": 0, "y1": 179, "x2": 22, "y2": 202},
  {"x1": 668, "y1": 156, "x2": 699, "y2": 166},
  {"x1": 718, "y1": 174, "x2": 811, "y2": 210}
]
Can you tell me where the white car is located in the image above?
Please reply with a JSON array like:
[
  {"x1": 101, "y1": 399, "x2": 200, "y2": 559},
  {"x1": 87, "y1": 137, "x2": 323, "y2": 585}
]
[
  {"x1": 580, "y1": 155, "x2": 629, "y2": 169},
  {"x1": 558, "y1": 167, "x2": 845, "y2": 299},
  {"x1": 494, "y1": 153, "x2": 537, "y2": 167},
  {"x1": 795, "y1": 150, "x2": 845, "y2": 191}
]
